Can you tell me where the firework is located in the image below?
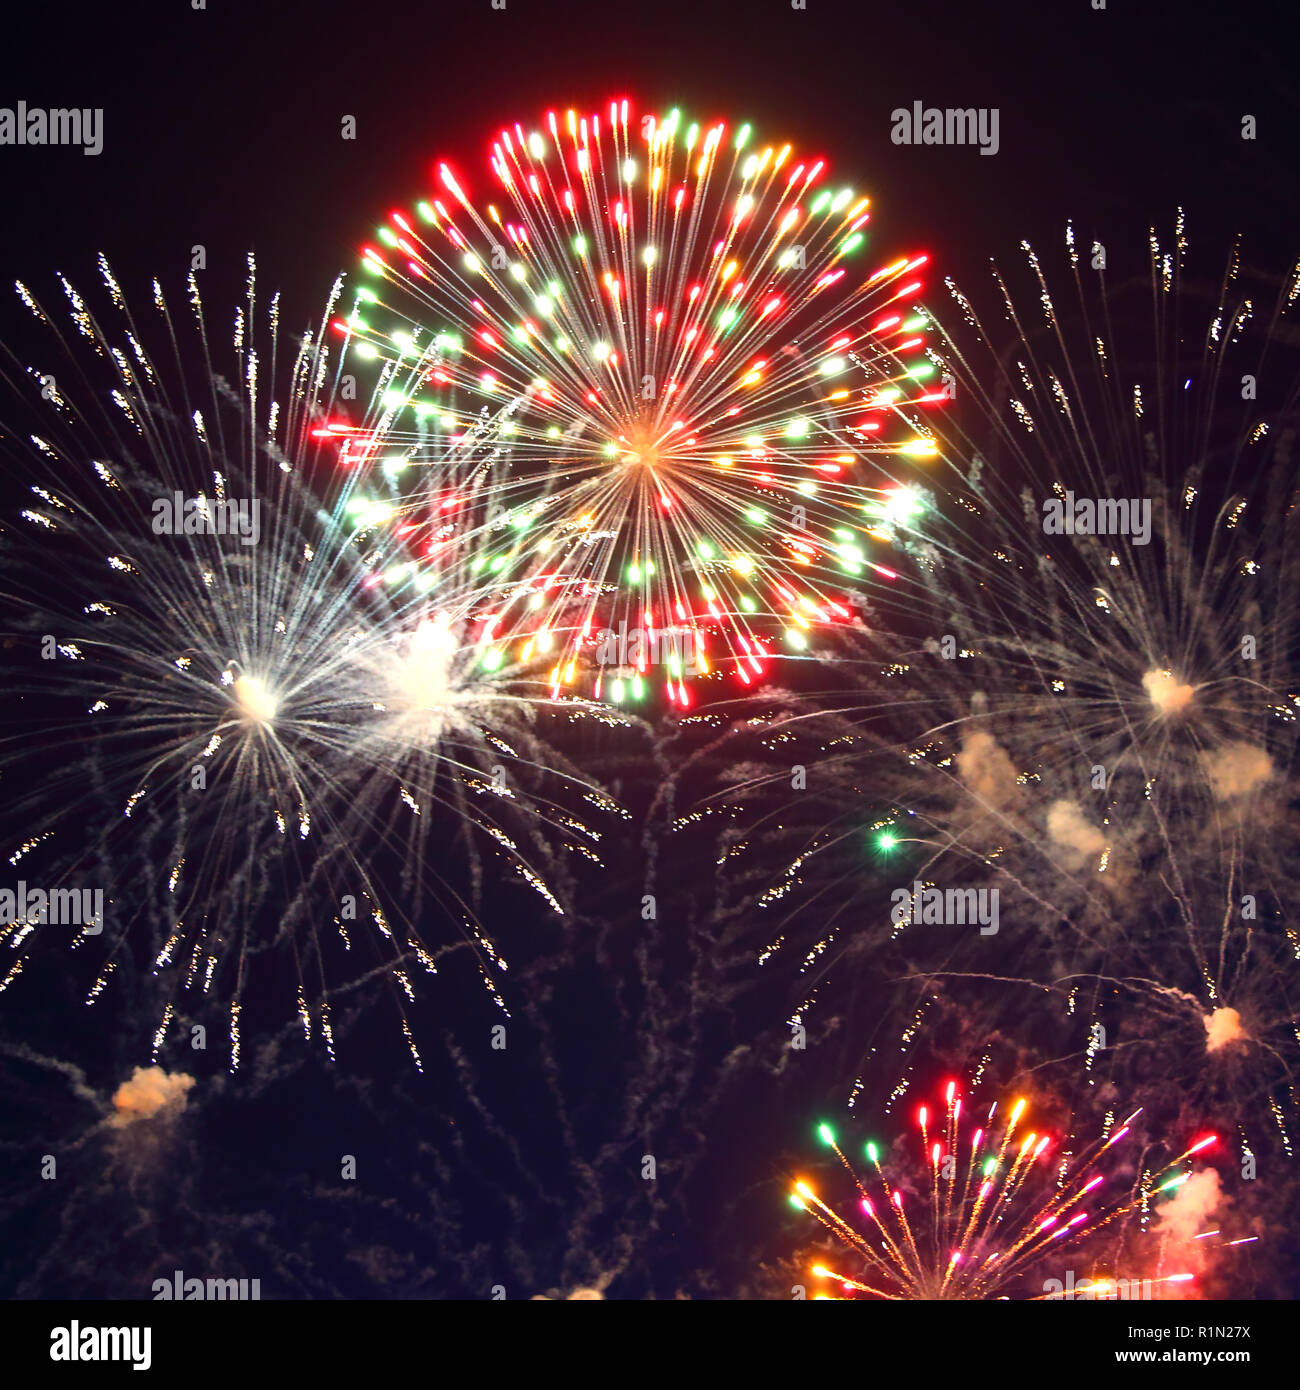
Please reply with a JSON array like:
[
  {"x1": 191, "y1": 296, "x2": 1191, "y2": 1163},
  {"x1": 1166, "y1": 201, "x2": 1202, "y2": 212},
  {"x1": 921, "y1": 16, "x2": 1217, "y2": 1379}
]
[
  {"x1": 881, "y1": 223, "x2": 1300, "y2": 1150},
  {"x1": 790, "y1": 1081, "x2": 1230, "y2": 1300},
  {"x1": 0, "y1": 256, "x2": 610, "y2": 1069},
  {"x1": 694, "y1": 222, "x2": 1300, "y2": 1150},
  {"x1": 338, "y1": 99, "x2": 944, "y2": 705},
  {"x1": 908, "y1": 217, "x2": 1299, "y2": 857}
]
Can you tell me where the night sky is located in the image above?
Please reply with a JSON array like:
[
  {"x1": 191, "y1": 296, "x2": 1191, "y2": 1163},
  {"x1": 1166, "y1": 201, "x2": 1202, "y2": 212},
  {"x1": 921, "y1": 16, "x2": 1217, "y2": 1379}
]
[{"x1": 1, "y1": 0, "x2": 1298, "y2": 1329}]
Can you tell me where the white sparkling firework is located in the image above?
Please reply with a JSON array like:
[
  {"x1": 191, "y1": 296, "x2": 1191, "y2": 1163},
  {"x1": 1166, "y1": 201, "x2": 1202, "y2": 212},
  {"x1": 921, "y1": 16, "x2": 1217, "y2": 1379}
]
[{"x1": 0, "y1": 256, "x2": 613, "y2": 1068}]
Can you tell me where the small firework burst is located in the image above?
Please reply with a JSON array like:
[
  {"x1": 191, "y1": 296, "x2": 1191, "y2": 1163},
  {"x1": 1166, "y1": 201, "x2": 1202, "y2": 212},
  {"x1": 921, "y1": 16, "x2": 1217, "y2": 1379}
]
[{"x1": 790, "y1": 1081, "x2": 1221, "y2": 1300}]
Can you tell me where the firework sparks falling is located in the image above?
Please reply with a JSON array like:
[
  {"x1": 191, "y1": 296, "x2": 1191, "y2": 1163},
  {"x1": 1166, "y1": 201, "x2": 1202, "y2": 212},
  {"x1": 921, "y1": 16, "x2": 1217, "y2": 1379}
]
[
  {"x1": 690, "y1": 221, "x2": 1299, "y2": 1151},
  {"x1": 880, "y1": 222, "x2": 1300, "y2": 1150},
  {"x1": 913, "y1": 218, "x2": 1300, "y2": 824}
]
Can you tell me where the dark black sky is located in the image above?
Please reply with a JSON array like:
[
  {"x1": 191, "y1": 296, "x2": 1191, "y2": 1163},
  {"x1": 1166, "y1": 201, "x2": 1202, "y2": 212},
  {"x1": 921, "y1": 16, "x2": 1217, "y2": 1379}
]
[{"x1": 1, "y1": 0, "x2": 1296, "y2": 313}]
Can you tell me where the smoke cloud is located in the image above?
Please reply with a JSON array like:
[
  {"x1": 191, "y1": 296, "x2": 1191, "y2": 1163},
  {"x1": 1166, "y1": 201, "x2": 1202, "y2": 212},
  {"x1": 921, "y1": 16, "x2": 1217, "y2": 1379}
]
[
  {"x1": 1153, "y1": 1169, "x2": 1223, "y2": 1281},
  {"x1": 957, "y1": 730, "x2": 1020, "y2": 809},
  {"x1": 1202, "y1": 742, "x2": 1273, "y2": 800},
  {"x1": 108, "y1": 1066, "x2": 196, "y2": 1129},
  {"x1": 1046, "y1": 799, "x2": 1106, "y2": 870}
]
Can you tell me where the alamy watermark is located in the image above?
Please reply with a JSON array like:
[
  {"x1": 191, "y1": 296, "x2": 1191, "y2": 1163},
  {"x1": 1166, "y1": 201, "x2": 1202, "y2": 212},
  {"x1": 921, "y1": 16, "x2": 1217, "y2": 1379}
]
[
  {"x1": 1042, "y1": 1269, "x2": 1175, "y2": 1300},
  {"x1": 152, "y1": 492, "x2": 261, "y2": 547},
  {"x1": 152, "y1": 1269, "x2": 261, "y2": 1300},
  {"x1": 890, "y1": 102, "x2": 999, "y2": 156},
  {"x1": 50, "y1": 1323, "x2": 150, "y2": 1370},
  {"x1": 0, "y1": 103, "x2": 102, "y2": 156},
  {"x1": 593, "y1": 622, "x2": 701, "y2": 674},
  {"x1": 1042, "y1": 492, "x2": 1151, "y2": 545},
  {"x1": 0, "y1": 882, "x2": 102, "y2": 933},
  {"x1": 890, "y1": 882, "x2": 1000, "y2": 935}
]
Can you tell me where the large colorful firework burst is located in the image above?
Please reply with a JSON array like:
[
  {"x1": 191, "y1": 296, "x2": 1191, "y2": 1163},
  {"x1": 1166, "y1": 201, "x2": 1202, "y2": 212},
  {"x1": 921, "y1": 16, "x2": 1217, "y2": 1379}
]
[
  {"x1": 337, "y1": 99, "x2": 944, "y2": 705},
  {"x1": 789, "y1": 1081, "x2": 1238, "y2": 1300},
  {"x1": 0, "y1": 256, "x2": 614, "y2": 1069}
]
